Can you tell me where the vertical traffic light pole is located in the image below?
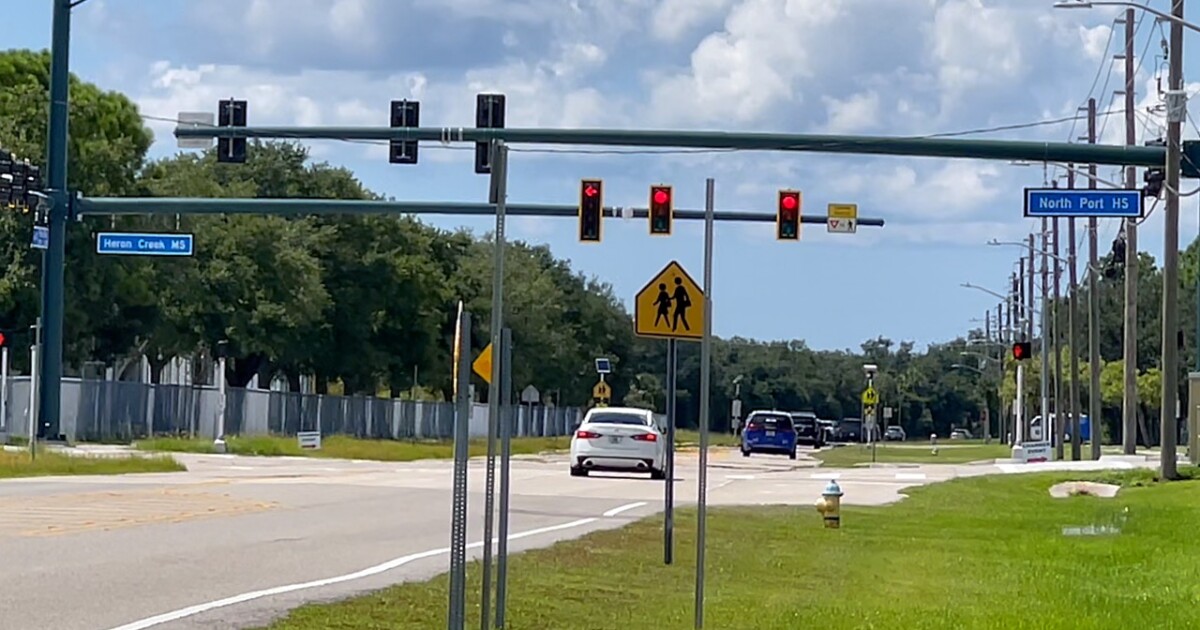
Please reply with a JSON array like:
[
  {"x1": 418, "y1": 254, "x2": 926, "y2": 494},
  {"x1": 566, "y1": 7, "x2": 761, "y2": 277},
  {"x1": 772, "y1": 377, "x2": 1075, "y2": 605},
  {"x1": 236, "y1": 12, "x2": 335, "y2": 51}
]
[
  {"x1": 694, "y1": 176, "x2": 715, "y2": 630},
  {"x1": 39, "y1": 0, "x2": 73, "y2": 442},
  {"x1": 481, "y1": 140, "x2": 508, "y2": 630}
]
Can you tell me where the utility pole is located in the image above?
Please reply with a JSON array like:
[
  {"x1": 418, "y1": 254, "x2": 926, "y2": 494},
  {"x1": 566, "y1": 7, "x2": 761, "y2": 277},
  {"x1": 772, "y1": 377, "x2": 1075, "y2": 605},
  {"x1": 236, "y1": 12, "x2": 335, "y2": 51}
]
[
  {"x1": 1068, "y1": 169, "x2": 1082, "y2": 461},
  {"x1": 1053, "y1": 217, "x2": 1064, "y2": 460},
  {"x1": 1087, "y1": 97, "x2": 1102, "y2": 461},
  {"x1": 1040, "y1": 223, "x2": 1050, "y2": 429},
  {"x1": 1121, "y1": 7, "x2": 1139, "y2": 455},
  {"x1": 1160, "y1": 0, "x2": 1184, "y2": 480},
  {"x1": 1027, "y1": 232, "x2": 1036, "y2": 441}
]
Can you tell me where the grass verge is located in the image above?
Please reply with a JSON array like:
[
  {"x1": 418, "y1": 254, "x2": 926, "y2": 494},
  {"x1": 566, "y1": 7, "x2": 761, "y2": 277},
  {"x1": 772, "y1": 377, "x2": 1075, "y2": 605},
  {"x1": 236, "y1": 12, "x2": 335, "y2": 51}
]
[
  {"x1": 0, "y1": 449, "x2": 184, "y2": 479},
  {"x1": 259, "y1": 470, "x2": 1200, "y2": 629},
  {"x1": 134, "y1": 435, "x2": 571, "y2": 461},
  {"x1": 815, "y1": 442, "x2": 1013, "y2": 466}
]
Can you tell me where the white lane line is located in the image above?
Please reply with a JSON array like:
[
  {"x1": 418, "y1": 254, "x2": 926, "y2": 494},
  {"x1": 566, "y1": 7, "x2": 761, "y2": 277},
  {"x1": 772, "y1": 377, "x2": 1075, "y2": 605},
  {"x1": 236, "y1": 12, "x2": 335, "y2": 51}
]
[
  {"x1": 726, "y1": 474, "x2": 757, "y2": 480},
  {"x1": 105, "y1": 501, "x2": 649, "y2": 630},
  {"x1": 895, "y1": 472, "x2": 927, "y2": 481},
  {"x1": 810, "y1": 472, "x2": 841, "y2": 480}
]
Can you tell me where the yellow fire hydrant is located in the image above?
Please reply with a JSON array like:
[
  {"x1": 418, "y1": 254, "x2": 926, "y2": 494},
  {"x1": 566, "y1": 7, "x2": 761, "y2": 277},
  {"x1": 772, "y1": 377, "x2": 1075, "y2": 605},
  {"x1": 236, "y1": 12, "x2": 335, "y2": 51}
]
[{"x1": 815, "y1": 480, "x2": 843, "y2": 529}]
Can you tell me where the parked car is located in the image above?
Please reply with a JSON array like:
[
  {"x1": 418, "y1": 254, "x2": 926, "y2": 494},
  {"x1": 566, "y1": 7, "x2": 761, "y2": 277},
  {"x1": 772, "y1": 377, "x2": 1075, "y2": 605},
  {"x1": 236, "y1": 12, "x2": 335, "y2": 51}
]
[
  {"x1": 789, "y1": 411, "x2": 825, "y2": 447},
  {"x1": 569, "y1": 407, "x2": 666, "y2": 478},
  {"x1": 741, "y1": 410, "x2": 797, "y2": 459},
  {"x1": 950, "y1": 428, "x2": 972, "y2": 440},
  {"x1": 883, "y1": 426, "x2": 906, "y2": 441},
  {"x1": 817, "y1": 419, "x2": 837, "y2": 443}
]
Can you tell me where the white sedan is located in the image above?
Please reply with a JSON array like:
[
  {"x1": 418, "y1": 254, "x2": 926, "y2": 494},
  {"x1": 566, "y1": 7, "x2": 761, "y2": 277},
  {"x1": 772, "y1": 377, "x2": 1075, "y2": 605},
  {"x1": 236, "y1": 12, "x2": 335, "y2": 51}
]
[{"x1": 569, "y1": 407, "x2": 666, "y2": 479}]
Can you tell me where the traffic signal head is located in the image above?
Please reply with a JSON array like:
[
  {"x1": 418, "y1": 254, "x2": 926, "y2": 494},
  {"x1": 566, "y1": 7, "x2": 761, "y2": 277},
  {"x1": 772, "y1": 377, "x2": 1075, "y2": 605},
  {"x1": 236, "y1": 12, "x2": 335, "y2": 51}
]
[
  {"x1": 649, "y1": 184, "x2": 673, "y2": 235},
  {"x1": 217, "y1": 99, "x2": 248, "y2": 164},
  {"x1": 578, "y1": 179, "x2": 603, "y2": 242},
  {"x1": 1012, "y1": 341, "x2": 1031, "y2": 361},
  {"x1": 777, "y1": 190, "x2": 801, "y2": 240}
]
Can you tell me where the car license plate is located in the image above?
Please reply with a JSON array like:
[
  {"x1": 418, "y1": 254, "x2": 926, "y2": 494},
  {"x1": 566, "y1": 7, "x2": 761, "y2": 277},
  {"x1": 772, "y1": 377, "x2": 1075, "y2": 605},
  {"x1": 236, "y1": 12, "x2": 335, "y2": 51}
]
[
  {"x1": 608, "y1": 436, "x2": 622, "y2": 444},
  {"x1": 766, "y1": 430, "x2": 775, "y2": 437}
]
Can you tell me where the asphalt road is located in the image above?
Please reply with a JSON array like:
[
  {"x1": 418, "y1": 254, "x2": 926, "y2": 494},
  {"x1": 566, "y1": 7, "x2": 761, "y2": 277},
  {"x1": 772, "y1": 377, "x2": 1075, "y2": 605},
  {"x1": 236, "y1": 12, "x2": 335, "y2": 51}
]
[{"x1": 0, "y1": 446, "x2": 1149, "y2": 630}]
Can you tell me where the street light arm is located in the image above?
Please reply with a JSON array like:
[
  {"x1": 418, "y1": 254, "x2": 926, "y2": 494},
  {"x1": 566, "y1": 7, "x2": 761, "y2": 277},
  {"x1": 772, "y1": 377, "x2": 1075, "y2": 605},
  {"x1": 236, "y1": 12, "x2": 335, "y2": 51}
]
[
  {"x1": 961, "y1": 282, "x2": 1042, "y2": 317},
  {"x1": 1053, "y1": 1, "x2": 1200, "y2": 34}
]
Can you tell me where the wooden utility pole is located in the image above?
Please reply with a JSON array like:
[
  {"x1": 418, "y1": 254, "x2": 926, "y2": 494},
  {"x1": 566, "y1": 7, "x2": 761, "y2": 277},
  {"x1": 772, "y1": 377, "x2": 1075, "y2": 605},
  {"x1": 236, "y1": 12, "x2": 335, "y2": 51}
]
[
  {"x1": 1087, "y1": 97, "x2": 1102, "y2": 461},
  {"x1": 1121, "y1": 7, "x2": 1139, "y2": 454},
  {"x1": 1068, "y1": 168, "x2": 1082, "y2": 460},
  {"x1": 1053, "y1": 217, "x2": 1064, "y2": 460}
]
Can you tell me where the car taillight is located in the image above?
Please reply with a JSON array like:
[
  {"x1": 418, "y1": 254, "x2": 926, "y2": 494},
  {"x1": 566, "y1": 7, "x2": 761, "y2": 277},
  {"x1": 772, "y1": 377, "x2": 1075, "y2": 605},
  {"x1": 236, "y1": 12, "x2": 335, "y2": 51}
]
[
  {"x1": 631, "y1": 433, "x2": 657, "y2": 442},
  {"x1": 747, "y1": 424, "x2": 762, "y2": 431},
  {"x1": 575, "y1": 430, "x2": 602, "y2": 439}
]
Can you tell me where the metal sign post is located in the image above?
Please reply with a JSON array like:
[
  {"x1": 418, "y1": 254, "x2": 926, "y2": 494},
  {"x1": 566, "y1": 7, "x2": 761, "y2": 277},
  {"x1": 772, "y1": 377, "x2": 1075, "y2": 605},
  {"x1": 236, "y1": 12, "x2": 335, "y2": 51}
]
[
  {"x1": 663, "y1": 338, "x2": 677, "y2": 565},
  {"x1": 495, "y1": 327, "x2": 514, "y2": 628},
  {"x1": 480, "y1": 140, "x2": 508, "y2": 630},
  {"x1": 694, "y1": 177, "x2": 715, "y2": 629},
  {"x1": 447, "y1": 309, "x2": 472, "y2": 630}
]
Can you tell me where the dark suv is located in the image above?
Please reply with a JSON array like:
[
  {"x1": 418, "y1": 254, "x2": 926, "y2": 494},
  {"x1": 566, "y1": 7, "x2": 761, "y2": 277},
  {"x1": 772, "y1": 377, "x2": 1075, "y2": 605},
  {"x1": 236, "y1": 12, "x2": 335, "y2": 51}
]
[{"x1": 789, "y1": 411, "x2": 825, "y2": 448}]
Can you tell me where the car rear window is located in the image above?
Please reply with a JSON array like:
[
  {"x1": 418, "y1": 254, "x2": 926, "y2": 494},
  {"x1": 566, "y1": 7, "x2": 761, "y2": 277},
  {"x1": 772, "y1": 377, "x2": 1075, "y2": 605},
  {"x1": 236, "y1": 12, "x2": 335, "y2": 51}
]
[
  {"x1": 747, "y1": 415, "x2": 793, "y2": 431},
  {"x1": 586, "y1": 412, "x2": 650, "y2": 426}
]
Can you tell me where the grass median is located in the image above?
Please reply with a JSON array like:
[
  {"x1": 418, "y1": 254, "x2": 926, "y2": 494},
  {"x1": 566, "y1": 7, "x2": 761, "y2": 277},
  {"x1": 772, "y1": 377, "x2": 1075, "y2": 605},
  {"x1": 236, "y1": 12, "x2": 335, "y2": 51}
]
[
  {"x1": 0, "y1": 449, "x2": 184, "y2": 479},
  {"x1": 134, "y1": 435, "x2": 571, "y2": 461},
  {"x1": 259, "y1": 468, "x2": 1200, "y2": 630},
  {"x1": 815, "y1": 441, "x2": 1013, "y2": 467}
]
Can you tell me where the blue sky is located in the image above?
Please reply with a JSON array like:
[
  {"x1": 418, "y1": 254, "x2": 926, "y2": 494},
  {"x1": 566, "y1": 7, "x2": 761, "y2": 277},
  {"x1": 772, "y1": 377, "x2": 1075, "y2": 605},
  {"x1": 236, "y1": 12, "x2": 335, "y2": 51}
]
[{"x1": 9, "y1": 0, "x2": 1200, "y2": 351}]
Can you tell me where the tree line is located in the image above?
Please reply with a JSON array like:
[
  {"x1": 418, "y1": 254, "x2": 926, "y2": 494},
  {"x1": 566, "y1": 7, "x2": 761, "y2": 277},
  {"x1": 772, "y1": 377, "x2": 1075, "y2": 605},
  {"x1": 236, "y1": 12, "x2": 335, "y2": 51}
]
[{"x1": 6, "y1": 48, "x2": 1199, "y2": 439}]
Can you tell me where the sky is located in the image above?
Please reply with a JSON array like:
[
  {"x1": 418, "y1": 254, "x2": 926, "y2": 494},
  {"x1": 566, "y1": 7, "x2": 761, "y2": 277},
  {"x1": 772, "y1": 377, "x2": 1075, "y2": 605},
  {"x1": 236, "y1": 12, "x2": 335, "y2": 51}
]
[{"x1": 6, "y1": 0, "x2": 1200, "y2": 352}]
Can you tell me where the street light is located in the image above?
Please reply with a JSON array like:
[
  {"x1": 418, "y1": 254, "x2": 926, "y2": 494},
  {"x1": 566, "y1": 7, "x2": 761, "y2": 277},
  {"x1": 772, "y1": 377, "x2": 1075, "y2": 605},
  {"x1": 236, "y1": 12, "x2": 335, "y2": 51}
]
[
  {"x1": 962, "y1": 281, "x2": 1039, "y2": 445},
  {"x1": 1055, "y1": 0, "x2": 1188, "y2": 476},
  {"x1": 1053, "y1": 1, "x2": 1200, "y2": 33}
]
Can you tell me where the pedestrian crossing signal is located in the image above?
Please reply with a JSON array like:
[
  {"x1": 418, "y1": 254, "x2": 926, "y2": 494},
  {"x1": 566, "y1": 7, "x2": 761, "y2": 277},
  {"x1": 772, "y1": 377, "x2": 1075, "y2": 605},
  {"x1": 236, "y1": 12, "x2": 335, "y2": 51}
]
[
  {"x1": 579, "y1": 179, "x2": 603, "y2": 242},
  {"x1": 649, "y1": 185, "x2": 673, "y2": 235},
  {"x1": 1012, "y1": 341, "x2": 1031, "y2": 361},
  {"x1": 777, "y1": 190, "x2": 801, "y2": 240}
]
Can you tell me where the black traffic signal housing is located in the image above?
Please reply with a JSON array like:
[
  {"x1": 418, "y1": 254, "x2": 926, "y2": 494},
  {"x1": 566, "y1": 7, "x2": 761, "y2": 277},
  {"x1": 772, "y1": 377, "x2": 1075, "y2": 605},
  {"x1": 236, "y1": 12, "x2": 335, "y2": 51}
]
[
  {"x1": 474, "y1": 93, "x2": 506, "y2": 174},
  {"x1": 649, "y1": 184, "x2": 673, "y2": 235},
  {"x1": 776, "y1": 189, "x2": 801, "y2": 240},
  {"x1": 9, "y1": 159, "x2": 28, "y2": 213},
  {"x1": 578, "y1": 179, "x2": 603, "y2": 242},
  {"x1": 217, "y1": 99, "x2": 248, "y2": 164},
  {"x1": 1012, "y1": 341, "x2": 1031, "y2": 361},
  {"x1": 389, "y1": 100, "x2": 419, "y2": 164},
  {"x1": 1143, "y1": 168, "x2": 1165, "y2": 198}
]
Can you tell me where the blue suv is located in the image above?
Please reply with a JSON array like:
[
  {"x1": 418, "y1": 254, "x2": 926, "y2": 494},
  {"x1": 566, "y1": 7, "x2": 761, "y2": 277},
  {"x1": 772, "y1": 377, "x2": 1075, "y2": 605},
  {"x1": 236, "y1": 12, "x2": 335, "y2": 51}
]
[{"x1": 741, "y1": 411, "x2": 797, "y2": 459}]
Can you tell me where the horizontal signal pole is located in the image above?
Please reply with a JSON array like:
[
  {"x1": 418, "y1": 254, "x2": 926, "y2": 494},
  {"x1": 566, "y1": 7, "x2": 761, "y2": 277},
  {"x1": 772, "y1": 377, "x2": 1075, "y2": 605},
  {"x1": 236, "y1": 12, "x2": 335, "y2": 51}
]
[
  {"x1": 74, "y1": 197, "x2": 886, "y2": 226},
  {"x1": 173, "y1": 124, "x2": 1169, "y2": 168}
]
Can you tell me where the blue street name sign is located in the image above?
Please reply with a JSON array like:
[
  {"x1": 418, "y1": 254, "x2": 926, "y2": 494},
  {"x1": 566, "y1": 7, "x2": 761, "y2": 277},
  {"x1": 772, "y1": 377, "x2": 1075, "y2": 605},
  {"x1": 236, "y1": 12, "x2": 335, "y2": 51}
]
[
  {"x1": 31, "y1": 225, "x2": 49, "y2": 250},
  {"x1": 1023, "y1": 188, "x2": 1143, "y2": 218},
  {"x1": 96, "y1": 232, "x2": 194, "y2": 256}
]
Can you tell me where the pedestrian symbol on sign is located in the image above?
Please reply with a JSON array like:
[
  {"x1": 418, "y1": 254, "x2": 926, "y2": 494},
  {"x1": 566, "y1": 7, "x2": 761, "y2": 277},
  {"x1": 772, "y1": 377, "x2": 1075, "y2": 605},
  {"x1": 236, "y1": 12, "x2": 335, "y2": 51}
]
[{"x1": 671, "y1": 277, "x2": 691, "y2": 332}]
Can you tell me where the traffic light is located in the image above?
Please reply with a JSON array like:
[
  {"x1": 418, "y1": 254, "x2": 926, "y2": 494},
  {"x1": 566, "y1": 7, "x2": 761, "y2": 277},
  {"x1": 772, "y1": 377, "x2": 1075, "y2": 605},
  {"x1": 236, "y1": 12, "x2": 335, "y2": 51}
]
[
  {"x1": 649, "y1": 184, "x2": 673, "y2": 235},
  {"x1": 776, "y1": 189, "x2": 801, "y2": 240},
  {"x1": 1012, "y1": 341, "x2": 1031, "y2": 361},
  {"x1": 474, "y1": 93, "x2": 506, "y2": 174},
  {"x1": 217, "y1": 99, "x2": 247, "y2": 164},
  {"x1": 389, "y1": 99, "x2": 419, "y2": 164},
  {"x1": 1143, "y1": 168, "x2": 1165, "y2": 198},
  {"x1": 578, "y1": 179, "x2": 603, "y2": 242},
  {"x1": 10, "y1": 159, "x2": 28, "y2": 213}
]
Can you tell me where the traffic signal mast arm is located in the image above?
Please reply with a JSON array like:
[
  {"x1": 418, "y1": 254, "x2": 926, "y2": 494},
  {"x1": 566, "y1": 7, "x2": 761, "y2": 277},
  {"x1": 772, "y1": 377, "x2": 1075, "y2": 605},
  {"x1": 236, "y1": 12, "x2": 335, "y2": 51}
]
[
  {"x1": 175, "y1": 124, "x2": 1173, "y2": 170},
  {"x1": 74, "y1": 197, "x2": 888, "y2": 225}
]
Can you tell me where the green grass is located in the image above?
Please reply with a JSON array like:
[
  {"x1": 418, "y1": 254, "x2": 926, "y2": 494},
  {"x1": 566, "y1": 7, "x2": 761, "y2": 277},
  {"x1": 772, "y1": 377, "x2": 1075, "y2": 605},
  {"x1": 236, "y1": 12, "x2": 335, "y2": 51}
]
[
  {"x1": 815, "y1": 442, "x2": 1014, "y2": 467},
  {"x1": 134, "y1": 435, "x2": 571, "y2": 461},
  {"x1": 260, "y1": 470, "x2": 1200, "y2": 630},
  {"x1": 675, "y1": 429, "x2": 740, "y2": 448},
  {"x1": 0, "y1": 449, "x2": 185, "y2": 479}
]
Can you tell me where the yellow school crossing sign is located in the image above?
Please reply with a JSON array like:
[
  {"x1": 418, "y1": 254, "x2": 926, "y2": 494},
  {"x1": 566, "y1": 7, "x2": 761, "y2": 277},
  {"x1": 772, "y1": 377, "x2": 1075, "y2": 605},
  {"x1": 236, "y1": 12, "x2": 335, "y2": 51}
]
[
  {"x1": 861, "y1": 386, "x2": 879, "y2": 406},
  {"x1": 634, "y1": 260, "x2": 705, "y2": 341},
  {"x1": 593, "y1": 380, "x2": 611, "y2": 401}
]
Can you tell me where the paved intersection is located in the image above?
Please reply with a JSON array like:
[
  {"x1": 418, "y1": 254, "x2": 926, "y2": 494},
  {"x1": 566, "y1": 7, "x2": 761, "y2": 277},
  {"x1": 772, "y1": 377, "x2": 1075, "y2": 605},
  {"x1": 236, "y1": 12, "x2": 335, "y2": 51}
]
[{"x1": 0, "y1": 447, "x2": 1153, "y2": 630}]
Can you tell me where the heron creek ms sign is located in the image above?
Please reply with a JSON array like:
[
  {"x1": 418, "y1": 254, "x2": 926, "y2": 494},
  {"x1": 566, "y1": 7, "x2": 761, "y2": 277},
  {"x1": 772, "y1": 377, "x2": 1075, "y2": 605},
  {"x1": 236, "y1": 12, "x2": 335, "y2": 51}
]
[
  {"x1": 1023, "y1": 188, "x2": 1143, "y2": 219},
  {"x1": 96, "y1": 232, "x2": 194, "y2": 256}
]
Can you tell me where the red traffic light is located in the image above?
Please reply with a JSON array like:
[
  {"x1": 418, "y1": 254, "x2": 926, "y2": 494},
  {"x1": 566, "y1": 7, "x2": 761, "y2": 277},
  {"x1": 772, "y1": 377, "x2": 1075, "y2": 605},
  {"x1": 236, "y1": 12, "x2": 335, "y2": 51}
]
[
  {"x1": 0, "y1": 332, "x2": 6, "y2": 347},
  {"x1": 1012, "y1": 341, "x2": 1031, "y2": 360},
  {"x1": 781, "y1": 194, "x2": 798, "y2": 211},
  {"x1": 653, "y1": 189, "x2": 670, "y2": 205},
  {"x1": 584, "y1": 184, "x2": 598, "y2": 198}
]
